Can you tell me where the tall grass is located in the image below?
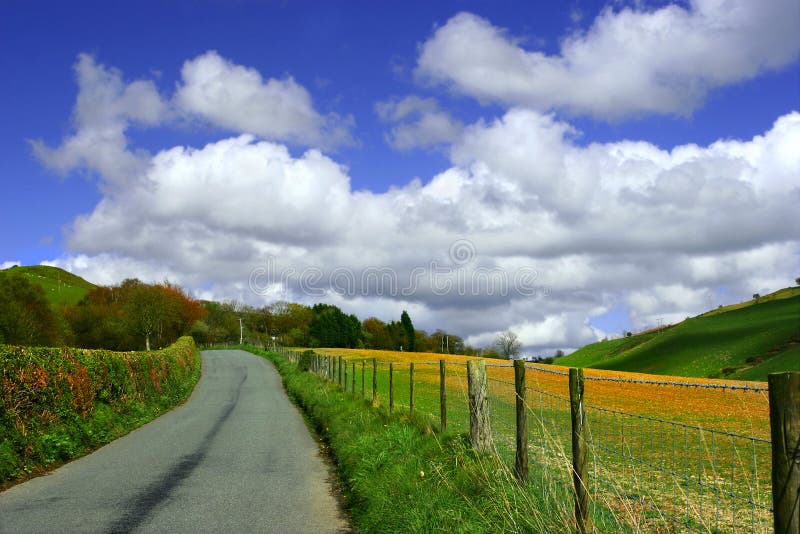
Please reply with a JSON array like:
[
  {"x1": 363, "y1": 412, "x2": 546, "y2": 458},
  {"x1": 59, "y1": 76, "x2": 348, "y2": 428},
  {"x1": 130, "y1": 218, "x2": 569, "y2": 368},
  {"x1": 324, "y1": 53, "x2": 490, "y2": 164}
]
[
  {"x1": 255, "y1": 347, "x2": 579, "y2": 533},
  {"x1": 285, "y1": 350, "x2": 773, "y2": 533}
]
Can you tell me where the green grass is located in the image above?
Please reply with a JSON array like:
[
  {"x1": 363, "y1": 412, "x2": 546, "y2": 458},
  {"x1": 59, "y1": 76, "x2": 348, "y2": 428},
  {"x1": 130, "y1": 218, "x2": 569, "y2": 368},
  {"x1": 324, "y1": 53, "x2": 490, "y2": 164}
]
[
  {"x1": 2, "y1": 265, "x2": 96, "y2": 308},
  {"x1": 249, "y1": 347, "x2": 585, "y2": 533},
  {"x1": 260, "y1": 348, "x2": 776, "y2": 532},
  {"x1": 560, "y1": 288, "x2": 800, "y2": 381}
]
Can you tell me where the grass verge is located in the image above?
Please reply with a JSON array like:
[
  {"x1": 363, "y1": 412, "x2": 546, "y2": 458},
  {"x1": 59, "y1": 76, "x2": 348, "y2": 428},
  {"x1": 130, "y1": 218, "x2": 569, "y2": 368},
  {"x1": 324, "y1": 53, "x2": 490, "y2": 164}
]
[{"x1": 248, "y1": 346, "x2": 577, "y2": 533}]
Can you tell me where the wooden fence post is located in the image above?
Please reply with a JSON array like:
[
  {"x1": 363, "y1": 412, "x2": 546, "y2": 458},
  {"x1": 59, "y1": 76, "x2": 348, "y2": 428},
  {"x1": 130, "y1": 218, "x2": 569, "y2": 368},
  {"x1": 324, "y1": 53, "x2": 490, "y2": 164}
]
[
  {"x1": 440, "y1": 360, "x2": 447, "y2": 433},
  {"x1": 351, "y1": 362, "x2": 356, "y2": 393},
  {"x1": 514, "y1": 359, "x2": 529, "y2": 483},
  {"x1": 410, "y1": 362, "x2": 415, "y2": 414},
  {"x1": 372, "y1": 358, "x2": 378, "y2": 406},
  {"x1": 361, "y1": 360, "x2": 365, "y2": 398},
  {"x1": 569, "y1": 368, "x2": 589, "y2": 534},
  {"x1": 339, "y1": 356, "x2": 343, "y2": 387},
  {"x1": 389, "y1": 362, "x2": 394, "y2": 412},
  {"x1": 769, "y1": 371, "x2": 800, "y2": 534},
  {"x1": 467, "y1": 360, "x2": 493, "y2": 452}
]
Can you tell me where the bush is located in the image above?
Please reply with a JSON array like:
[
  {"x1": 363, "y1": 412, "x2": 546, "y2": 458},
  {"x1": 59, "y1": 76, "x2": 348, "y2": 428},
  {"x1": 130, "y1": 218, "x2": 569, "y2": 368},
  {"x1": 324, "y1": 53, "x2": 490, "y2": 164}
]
[
  {"x1": 0, "y1": 337, "x2": 200, "y2": 485},
  {"x1": 299, "y1": 349, "x2": 315, "y2": 372}
]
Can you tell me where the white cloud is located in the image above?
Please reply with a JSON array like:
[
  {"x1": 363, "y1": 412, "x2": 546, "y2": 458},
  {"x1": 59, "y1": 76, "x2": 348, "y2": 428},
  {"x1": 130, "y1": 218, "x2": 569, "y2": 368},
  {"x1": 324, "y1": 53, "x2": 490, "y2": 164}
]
[
  {"x1": 33, "y1": 52, "x2": 800, "y2": 353},
  {"x1": 376, "y1": 96, "x2": 463, "y2": 150},
  {"x1": 30, "y1": 54, "x2": 168, "y2": 189},
  {"x1": 175, "y1": 51, "x2": 353, "y2": 149},
  {"x1": 1, "y1": 261, "x2": 21, "y2": 270},
  {"x1": 416, "y1": 2, "x2": 800, "y2": 118},
  {"x1": 48, "y1": 105, "x2": 800, "y2": 353}
]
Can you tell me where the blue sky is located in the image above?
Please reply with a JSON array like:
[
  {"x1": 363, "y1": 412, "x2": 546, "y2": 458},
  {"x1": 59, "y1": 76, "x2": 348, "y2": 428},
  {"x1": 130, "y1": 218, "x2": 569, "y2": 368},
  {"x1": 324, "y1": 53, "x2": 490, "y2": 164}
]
[{"x1": 1, "y1": 0, "x2": 799, "y2": 353}]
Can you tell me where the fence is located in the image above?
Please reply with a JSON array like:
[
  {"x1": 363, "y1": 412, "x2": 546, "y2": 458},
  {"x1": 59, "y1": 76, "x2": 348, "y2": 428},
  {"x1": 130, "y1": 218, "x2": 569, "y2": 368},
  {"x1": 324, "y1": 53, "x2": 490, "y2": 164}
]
[{"x1": 279, "y1": 348, "x2": 798, "y2": 533}]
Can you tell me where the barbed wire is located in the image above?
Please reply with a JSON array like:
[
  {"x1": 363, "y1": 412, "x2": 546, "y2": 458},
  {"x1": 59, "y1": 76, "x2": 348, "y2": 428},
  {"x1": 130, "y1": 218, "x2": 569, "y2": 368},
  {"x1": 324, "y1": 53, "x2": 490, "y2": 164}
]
[
  {"x1": 580, "y1": 374, "x2": 767, "y2": 392},
  {"x1": 281, "y1": 349, "x2": 768, "y2": 391}
]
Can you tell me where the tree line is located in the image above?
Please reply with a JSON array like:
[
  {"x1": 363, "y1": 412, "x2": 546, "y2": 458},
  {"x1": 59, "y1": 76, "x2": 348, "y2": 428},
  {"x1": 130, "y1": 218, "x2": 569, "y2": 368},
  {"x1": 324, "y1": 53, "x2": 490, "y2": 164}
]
[
  {"x1": 191, "y1": 300, "x2": 489, "y2": 355},
  {"x1": 0, "y1": 271, "x2": 203, "y2": 351},
  {"x1": 1, "y1": 270, "x2": 502, "y2": 357}
]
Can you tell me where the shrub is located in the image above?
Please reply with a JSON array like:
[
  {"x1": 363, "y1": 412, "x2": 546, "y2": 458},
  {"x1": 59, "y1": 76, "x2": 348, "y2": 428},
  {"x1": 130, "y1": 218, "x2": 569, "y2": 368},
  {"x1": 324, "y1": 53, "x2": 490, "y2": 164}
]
[{"x1": 0, "y1": 337, "x2": 200, "y2": 485}]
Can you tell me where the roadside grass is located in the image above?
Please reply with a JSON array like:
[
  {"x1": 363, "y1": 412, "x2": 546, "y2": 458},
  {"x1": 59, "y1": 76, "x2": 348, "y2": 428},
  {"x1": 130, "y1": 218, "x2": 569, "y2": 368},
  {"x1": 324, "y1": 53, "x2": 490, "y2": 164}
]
[
  {"x1": 285, "y1": 349, "x2": 774, "y2": 532},
  {"x1": 249, "y1": 346, "x2": 583, "y2": 533}
]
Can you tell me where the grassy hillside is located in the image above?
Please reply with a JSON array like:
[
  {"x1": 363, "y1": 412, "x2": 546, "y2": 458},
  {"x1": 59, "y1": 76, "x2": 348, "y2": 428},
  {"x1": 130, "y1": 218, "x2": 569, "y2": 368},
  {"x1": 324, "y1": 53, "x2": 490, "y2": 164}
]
[
  {"x1": 1, "y1": 265, "x2": 95, "y2": 307},
  {"x1": 560, "y1": 287, "x2": 800, "y2": 382}
]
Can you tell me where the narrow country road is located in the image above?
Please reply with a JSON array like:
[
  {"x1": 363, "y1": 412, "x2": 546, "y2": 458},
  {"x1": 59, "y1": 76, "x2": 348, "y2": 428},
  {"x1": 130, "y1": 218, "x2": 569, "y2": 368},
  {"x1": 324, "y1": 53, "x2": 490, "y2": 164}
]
[{"x1": 0, "y1": 350, "x2": 347, "y2": 534}]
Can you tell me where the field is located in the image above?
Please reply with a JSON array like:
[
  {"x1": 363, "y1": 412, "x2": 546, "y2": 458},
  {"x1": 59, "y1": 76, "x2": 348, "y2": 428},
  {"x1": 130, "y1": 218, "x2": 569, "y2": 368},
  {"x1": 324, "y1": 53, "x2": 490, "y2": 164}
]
[
  {"x1": 559, "y1": 288, "x2": 800, "y2": 382},
  {"x1": 2, "y1": 265, "x2": 95, "y2": 307},
  {"x1": 306, "y1": 348, "x2": 774, "y2": 532}
]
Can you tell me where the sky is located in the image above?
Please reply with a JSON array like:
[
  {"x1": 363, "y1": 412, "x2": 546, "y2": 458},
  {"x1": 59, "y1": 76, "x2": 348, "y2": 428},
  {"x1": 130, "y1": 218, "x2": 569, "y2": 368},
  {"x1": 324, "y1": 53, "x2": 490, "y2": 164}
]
[{"x1": 1, "y1": 0, "x2": 799, "y2": 355}]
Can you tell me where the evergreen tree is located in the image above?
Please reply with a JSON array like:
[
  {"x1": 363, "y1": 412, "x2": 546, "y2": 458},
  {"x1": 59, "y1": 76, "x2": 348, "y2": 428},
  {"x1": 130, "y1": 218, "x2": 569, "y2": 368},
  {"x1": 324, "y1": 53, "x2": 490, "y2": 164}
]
[{"x1": 400, "y1": 310, "x2": 415, "y2": 352}]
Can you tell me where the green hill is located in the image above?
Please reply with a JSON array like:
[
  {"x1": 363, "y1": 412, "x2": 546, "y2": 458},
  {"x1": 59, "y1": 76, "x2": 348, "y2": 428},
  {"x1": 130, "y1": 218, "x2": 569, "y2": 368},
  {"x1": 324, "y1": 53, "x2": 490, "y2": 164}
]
[
  {"x1": 1, "y1": 265, "x2": 96, "y2": 308},
  {"x1": 560, "y1": 287, "x2": 800, "y2": 382}
]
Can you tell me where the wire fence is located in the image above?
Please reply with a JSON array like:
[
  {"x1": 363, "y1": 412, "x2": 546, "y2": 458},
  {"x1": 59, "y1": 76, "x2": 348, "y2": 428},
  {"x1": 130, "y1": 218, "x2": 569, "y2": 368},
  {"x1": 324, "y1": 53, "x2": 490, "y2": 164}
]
[{"x1": 280, "y1": 349, "x2": 780, "y2": 533}]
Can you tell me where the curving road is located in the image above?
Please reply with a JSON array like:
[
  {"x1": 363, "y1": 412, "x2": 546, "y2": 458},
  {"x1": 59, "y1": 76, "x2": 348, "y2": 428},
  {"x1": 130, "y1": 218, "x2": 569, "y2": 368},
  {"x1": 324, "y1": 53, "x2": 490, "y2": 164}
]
[{"x1": 0, "y1": 350, "x2": 347, "y2": 534}]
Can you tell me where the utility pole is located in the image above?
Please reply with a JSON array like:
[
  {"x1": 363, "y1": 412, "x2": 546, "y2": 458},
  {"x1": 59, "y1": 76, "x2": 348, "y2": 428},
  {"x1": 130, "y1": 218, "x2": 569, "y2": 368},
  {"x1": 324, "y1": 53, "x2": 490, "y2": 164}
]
[{"x1": 239, "y1": 318, "x2": 244, "y2": 345}]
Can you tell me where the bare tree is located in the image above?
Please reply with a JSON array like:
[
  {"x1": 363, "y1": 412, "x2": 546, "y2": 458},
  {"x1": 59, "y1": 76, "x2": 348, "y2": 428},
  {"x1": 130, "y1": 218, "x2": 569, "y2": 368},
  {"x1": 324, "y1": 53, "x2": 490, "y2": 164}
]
[{"x1": 494, "y1": 330, "x2": 522, "y2": 359}]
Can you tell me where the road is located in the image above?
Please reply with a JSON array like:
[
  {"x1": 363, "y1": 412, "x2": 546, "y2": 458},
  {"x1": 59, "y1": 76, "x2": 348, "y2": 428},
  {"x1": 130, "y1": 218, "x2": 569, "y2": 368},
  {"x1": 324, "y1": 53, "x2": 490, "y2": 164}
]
[{"x1": 0, "y1": 350, "x2": 347, "y2": 533}]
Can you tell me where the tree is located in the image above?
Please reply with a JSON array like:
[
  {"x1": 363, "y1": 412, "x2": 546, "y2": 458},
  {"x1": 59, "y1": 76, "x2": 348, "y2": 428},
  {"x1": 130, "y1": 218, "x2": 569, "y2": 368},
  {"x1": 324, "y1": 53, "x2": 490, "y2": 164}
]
[
  {"x1": 494, "y1": 330, "x2": 521, "y2": 359},
  {"x1": 400, "y1": 310, "x2": 415, "y2": 352},
  {"x1": 362, "y1": 317, "x2": 391, "y2": 349},
  {"x1": 309, "y1": 304, "x2": 361, "y2": 348},
  {"x1": 795, "y1": 277, "x2": 800, "y2": 286},
  {"x1": 0, "y1": 271, "x2": 64, "y2": 346},
  {"x1": 752, "y1": 293, "x2": 761, "y2": 303},
  {"x1": 555, "y1": 349, "x2": 565, "y2": 358},
  {"x1": 123, "y1": 280, "x2": 167, "y2": 351}
]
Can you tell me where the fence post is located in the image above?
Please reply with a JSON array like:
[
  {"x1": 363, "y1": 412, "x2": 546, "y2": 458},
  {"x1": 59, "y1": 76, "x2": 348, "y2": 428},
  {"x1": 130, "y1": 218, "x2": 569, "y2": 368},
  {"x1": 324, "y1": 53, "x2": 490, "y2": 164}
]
[
  {"x1": 338, "y1": 356, "x2": 343, "y2": 387},
  {"x1": 389, "y1": 362, "x2": 394, "y2": 412},
  {"x1": 569, "y1": 368, "x2": 589, "y2": 534},
  {"x1": 769, "y1": 371, "x2": 800, "y2": 534},
  {"x1": 440, "y1": 360, "x2": 447, "y2": 433},
  {"x1": 467, "y1": 359, "x2": 493, "y2": 452},
  {"x1": 514, "y1": 359, "x2": 529, "y2": 483},
  {"x1": 372, "y1": 358, "x2": 378, "y2": 406},
  {"x1": 351, "y1": 362, "x2": 356, "y2": 393},
  {"x1": 410, "y1": 362, "x2": 415, "y2": 414},
  {"x1": 361, "y1": 360, "x2": 365, "y2": 398}
]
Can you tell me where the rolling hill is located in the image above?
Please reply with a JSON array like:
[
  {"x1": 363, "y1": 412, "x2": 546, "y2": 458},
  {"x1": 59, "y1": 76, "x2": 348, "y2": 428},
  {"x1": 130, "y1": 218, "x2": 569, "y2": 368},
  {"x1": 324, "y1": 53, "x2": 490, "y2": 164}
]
[
  {"x1": 559, "y1": 287, "x2": 800, "y2": 382},
  {"x1": 1, "y1": 265, "x2": 96, "y2": 307}
]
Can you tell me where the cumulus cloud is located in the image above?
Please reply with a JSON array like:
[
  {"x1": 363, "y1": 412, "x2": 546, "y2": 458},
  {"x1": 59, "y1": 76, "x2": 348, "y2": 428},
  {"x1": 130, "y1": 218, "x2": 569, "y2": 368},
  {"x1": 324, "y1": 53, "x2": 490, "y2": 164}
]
[
  {"x1": 175, "y1": 51, "x2": 354, "y2": 148},
  {"x1": 32, "y1": 52, "x2": 352, "y2": 185},
  {"x1": 375, "y1": 95, "x2": 463, "y2": 150},
  {"x1": 416, "y1": 1, "x2": 800, "y2": 118},
  {"x1": 30, "y1": 54, "x2": 168, "y2": 188},
  {"x1": 49, "y1": 104, "x2": 800, "y2": 353},
  {"x1": 1, "y1": 261, "x2": 21, "y2": 270}
]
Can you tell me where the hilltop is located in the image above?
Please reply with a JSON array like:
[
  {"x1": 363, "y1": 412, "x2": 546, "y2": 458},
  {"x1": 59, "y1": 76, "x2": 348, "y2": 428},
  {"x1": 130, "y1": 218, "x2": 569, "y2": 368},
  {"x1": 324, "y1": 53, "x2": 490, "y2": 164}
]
[
  {"x1": 559, "y1": 286, "x2": 800, "y2": 382},
  {"x1": 1, "y1": 265, "x2": 96, "y2": 307}
]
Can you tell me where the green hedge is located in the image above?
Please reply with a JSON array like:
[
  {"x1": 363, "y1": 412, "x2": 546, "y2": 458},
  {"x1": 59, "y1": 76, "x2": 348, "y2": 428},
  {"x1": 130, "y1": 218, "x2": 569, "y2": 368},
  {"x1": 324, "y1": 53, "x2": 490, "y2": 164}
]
[{"x1": 0, "y1": 336, "x2": 200, "y2": 485}]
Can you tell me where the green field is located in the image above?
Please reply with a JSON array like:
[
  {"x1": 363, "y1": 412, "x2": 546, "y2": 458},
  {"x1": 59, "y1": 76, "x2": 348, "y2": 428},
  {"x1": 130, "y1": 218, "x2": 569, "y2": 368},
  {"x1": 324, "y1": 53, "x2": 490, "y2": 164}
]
[
  {"x1": 560, "y1": 287, "x2": 800, "y2": 381},
  {"x1": 1, "y1": 265, "x2": 95, "y2": 307}
]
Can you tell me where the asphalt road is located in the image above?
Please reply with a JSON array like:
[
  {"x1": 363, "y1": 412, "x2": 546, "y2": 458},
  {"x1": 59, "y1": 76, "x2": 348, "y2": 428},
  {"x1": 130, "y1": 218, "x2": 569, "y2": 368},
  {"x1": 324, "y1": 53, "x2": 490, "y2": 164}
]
[{"x1": 0, "y1": 350, "x2": 347, "y2": 533}]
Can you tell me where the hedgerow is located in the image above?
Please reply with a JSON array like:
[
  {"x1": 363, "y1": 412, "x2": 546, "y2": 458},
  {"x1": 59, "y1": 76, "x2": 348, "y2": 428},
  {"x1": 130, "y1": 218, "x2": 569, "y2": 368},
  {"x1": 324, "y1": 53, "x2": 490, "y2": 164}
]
[{"x1": 0, "y1": 336, "x2": 200, "y2": 486}]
